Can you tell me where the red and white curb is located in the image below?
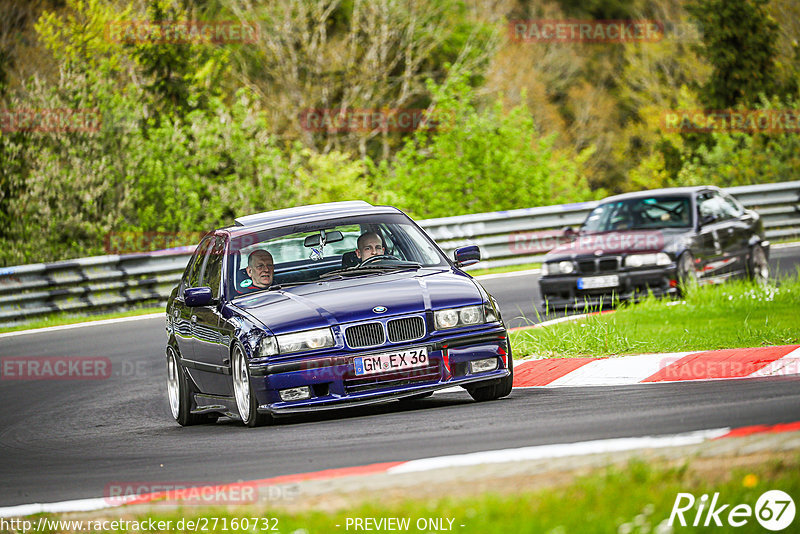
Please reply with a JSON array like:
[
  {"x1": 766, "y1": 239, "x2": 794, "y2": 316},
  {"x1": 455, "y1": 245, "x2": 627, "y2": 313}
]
[
  {"x1": 2, "y1": 422, "x2": 800, "y2": 519},
  {"x1": 513, "y1": 345, "x2": 800, "y2": 388}
]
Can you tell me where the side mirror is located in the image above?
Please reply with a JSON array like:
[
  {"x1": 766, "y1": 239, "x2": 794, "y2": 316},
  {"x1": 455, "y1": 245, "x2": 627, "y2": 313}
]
[
  {"x1": 454, "y1": 245, "x2": 480, "y2": 268},
  {"x1": 563, "y1": 226, "x2": 578, "y2": 238},
  {"x1": 184, "y1": 286, "x2": 213, "y2": 307}
]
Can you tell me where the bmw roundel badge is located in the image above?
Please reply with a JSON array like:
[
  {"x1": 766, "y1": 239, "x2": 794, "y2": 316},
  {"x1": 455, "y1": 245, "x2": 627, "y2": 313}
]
[{"x1": 373, "y1": 306, "x2": 387, "y2": 313}]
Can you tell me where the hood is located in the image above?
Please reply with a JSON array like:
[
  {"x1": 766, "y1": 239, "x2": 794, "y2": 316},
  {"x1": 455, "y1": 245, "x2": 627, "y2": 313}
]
[
  {"x1": 232, "y1": 269, "x2": 483, "y2": 334},
  {"x1": 545, "y1": 228, "x2": 691, "y2": 259}
]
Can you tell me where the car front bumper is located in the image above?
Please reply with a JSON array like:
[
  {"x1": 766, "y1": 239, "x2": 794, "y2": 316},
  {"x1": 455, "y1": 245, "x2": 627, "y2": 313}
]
[
  {"x1": 539, "y1": 265, "x2": 680, "y2": 309},
  {"x1": 248, "y1": 327, "x2": 511, "y2": 415}
]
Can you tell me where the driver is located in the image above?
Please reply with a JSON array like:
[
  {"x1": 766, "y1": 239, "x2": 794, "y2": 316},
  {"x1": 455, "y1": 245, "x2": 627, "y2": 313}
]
[
  {"x1": 243, "y1": 249, "x2": 274, "y2": 290},
  {"x1": 355, "y1": 232, "x2": 384, "y2": 262}
]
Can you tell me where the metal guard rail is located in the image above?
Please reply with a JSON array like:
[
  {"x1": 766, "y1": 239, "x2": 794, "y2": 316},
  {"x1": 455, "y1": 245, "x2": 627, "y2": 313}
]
[{"x1": 1, "y1": 181, "x2": 798, "y2": 323}]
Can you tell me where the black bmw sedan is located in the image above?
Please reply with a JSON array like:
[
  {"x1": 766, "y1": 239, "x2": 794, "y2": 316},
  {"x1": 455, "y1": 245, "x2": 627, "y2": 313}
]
[{"x1": 538, "y1": 186, "x2": 770, "y2": 310}]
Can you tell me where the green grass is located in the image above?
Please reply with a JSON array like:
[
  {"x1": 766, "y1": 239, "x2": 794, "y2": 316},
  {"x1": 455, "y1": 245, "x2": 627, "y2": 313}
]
[
  {"x1": 466, "y1": 261, "x2": 541, "y2": 277},
  {"x1": 27, "y1": 453, "x2": 800, "y2": 534},
  {"x1": 511, "y1": 275, "x2": 800, "y2": 359},
  {"x1": 0, "y1": 306, "x2": 164, "y2": 334}
]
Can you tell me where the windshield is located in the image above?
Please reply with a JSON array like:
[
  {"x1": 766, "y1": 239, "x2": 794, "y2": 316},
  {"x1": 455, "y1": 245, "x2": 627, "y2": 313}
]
[
  {"x1": 227, "y1": 213, "x2": 447, "y2": 297},
  {"x1": 581, "y1": 196, "x2": 692, "y2": 233}
]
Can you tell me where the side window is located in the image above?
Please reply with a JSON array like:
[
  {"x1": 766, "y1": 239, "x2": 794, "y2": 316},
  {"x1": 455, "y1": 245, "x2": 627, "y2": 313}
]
[
  {"x1": 698, "y1": 193, "x2": 728, "y2": 222},
  {"x1": 720, "y1": 193, "x2": 743, "y2": 218},
  {"x1": 185, "y1": 237, "x2": 213, "y2": 290},
  {"x1": 200, "y1": 236, "x2": 226, "y2": 299}
]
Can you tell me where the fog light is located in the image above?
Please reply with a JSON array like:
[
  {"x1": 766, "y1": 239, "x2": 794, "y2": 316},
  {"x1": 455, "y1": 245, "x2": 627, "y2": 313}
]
[
  {"x1": 279, "y1": 386, "x2": 311, "y2": 402},
  {"x1": 469, "y1": 358, "x2": 498, "y2": 373}
]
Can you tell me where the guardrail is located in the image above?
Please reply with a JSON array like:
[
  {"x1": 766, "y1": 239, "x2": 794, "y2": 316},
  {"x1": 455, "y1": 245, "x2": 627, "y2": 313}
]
[{"x1": 1, "y1": 181, "x2": 799, "y2": 324}]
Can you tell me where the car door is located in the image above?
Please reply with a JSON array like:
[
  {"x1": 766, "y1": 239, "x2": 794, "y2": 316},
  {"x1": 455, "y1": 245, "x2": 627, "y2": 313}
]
[
  {"x1": 719, "y1": 192, "x2": 752, "y2": 275},
  {"x1": 172, "y1": 237, "x2": 213, "y2": 362},
  {"x1": 695, "y1": 192, "x2": 736, "y2": 280},
  {"x1": 189, "y1": 235, "x2": 233, "y2": 396}
]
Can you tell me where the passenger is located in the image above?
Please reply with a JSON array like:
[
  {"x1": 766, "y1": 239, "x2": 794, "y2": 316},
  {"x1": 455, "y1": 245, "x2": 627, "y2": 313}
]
[
  {"x1": 355, "y1": 232, "x2": 384, "y2": 262},
  {"x1": 242, "y1": 249, "x2": 274, "y2": 290}
]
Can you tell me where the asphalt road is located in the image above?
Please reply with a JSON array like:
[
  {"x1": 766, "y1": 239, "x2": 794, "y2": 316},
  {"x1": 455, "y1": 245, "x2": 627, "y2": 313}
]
[{"x1": 1, "y1": 246, "x2": 799, "y2": 507}]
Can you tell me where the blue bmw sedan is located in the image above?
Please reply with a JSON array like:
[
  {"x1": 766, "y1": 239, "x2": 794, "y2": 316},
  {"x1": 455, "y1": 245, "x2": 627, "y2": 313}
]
[{"x1": 165, "y1": 201, "x2": 512, "y2": 427}]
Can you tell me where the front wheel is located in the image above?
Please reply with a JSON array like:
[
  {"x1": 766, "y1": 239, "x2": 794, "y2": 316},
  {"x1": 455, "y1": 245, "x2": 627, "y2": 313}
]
[
  {"x1": 232, "y1": 343, "x2": 272, "y2": 427},
  {"x1": 466, "y1": 350, "x2": 514, "y2": 402},
  {"x1": 166, "y1": 346, "x2": 214, "y2": 426},
  {"x1": 748, "y1": 244, "x2": 769, "y2": 285}
]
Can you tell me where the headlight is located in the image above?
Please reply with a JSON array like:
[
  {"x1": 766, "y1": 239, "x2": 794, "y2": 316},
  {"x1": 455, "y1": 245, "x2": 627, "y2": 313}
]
[
  {"x1": 541, "y1": 263, "x2": 551, "y2": 276},
  {"x1": 624, "y1": 253, "x2": 671, "y2": 268},
  {"x1": 256, "y1": 335, "x2": 278, "y2": 358},
  {"x1": 276, "y1": 328, "x2": 334, "y2": 354},
  {"x1": 558, "y1": 261, "x2": 574, "y2": 274},
  {"x1": 435, "y1": 305, "x2": 486, "y2": 330}
]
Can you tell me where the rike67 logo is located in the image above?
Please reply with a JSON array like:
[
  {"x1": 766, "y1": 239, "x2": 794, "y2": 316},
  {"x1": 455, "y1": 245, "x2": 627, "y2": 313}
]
[{"x1": 669, "y1": 490, "x2": 795, "y2": 531}]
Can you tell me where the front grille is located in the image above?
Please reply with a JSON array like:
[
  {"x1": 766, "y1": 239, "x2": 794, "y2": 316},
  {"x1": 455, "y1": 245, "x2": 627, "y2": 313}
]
[
  {"x1": 598, "y1": 258, "x2": 620, "y2": 272},
  {"x1": 344, "y1": 360, "x2": 440, "y2": 394},
  {"x1": 387, "y1": 316, "x2": 425, "y2": 343},
  {"x1": 578, "y1": 257, "x2": 620, "y2": 274},
  {"x1": 344, "y1": 322, "x2": 385, "y2": 348},
  {"x1": 578, "y1": 260, "x2": 596, "y2": 274}
]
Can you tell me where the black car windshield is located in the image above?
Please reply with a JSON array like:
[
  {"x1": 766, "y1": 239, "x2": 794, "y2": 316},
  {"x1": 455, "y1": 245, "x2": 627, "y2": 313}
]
[
  {"x1": 228, "y1": 213, "x2": 447, "y2": 298},
  {"x1": 581, "y1": 196, "x2": 692, "y2": 232}
]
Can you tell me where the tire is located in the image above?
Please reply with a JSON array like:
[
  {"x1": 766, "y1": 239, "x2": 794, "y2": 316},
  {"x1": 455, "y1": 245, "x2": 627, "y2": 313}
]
[
  {"x1": 232, "y1": 343, "x2": 271, "y2": 427},
  {"x1": 748, "y1": 244, "x2": 769, "y2": 285},
  {"x1": 466, "y1": 349, "x2": 514, "y2": 402},
  {"x1": 166, "y1": 346, "x2": 214, "y2": 426},
  {"x1": 676, "y1": 252, "x2": 697, "y2": 296}
]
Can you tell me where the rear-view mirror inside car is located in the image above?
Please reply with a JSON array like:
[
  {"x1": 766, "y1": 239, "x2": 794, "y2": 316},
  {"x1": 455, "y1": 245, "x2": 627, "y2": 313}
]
[{"x1": 303, "y1": 230, "x2": 344, "y2": 247}]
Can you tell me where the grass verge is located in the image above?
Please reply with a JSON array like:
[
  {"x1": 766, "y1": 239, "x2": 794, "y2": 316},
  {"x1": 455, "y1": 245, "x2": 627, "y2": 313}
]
[
  {"x1": 511, "y1": 274, "x2": 800, "y2": 358},
  {"x1": 28, "y1": 452, "x2": 800, "y2": 534},
  {"x1": 466, "y1": 261, "x2": 540, "y2": 277},
  {"x1": 0, "y1": 306, "x2": 164, "y2": 334}
]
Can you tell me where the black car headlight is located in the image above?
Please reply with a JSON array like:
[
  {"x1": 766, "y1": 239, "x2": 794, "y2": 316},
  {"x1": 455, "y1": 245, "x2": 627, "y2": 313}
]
[
  {"x1": 624, "y1": 253, "x2": 671, "y2": 268},
  {"x1": 276, "y1": 328, "x2": 334, "y2": 354},
  {"x1": 435, "y1": 305, "x2": 486, "y2": 330}
]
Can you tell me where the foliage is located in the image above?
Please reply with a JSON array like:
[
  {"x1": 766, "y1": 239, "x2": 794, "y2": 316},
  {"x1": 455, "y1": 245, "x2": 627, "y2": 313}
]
[
  {"x1": 686, "y1": 0, "x2": 781, "y2": 108},
  {"x1": 1, "y1": 0, "x2": 800, "y2": 265},
  {"x1": 375, "y1": 71, "x2": 597, "y2": 219}
]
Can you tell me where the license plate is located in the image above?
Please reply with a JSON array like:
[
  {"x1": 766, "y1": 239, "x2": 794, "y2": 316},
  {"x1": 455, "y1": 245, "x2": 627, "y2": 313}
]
[
  {"x1": 353, "y1": 348, "x2": 428, "y2": 376},
  {"x1": 577, "y1": 275, "x2": 619, "y2": 290}
]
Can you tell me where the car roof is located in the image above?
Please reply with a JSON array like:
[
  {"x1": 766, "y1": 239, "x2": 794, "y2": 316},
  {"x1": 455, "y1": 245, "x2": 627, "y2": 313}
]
[
  {"x1": 221, "y1": 201, "x2": 403, "y2": 237},
  {"x1": 599, "y1": 185, "x2": 719, "y2": 203}
]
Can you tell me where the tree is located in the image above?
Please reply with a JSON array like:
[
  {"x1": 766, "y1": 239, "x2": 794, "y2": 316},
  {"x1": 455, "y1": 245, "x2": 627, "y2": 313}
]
[{"x1": 686, "y1": 0, "x2": 781, "y2": 108}]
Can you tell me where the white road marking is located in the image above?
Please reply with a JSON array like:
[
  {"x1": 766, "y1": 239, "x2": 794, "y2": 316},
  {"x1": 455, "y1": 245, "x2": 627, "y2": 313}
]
[
  {"x1": 0, "y1": 313, "x2": 165, "y2": 339},
  {"x1": 387, "y1": 428, "x2": 731, "y2": 474}
]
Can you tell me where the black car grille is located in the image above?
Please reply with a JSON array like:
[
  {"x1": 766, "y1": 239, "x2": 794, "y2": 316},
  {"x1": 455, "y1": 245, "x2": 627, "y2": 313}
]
[
  {"x1": 578, "y1": 257, "x2": 620, "y2": 274},
  {"x1": 344, "y1": 360, "x2": 440, "y2": 394},
  {"x1": 387, "y1": 316, "x2": 425, "y2": 343},
  {"x1": 344, "y1": 322, "x2": 385, "y2": 348}
]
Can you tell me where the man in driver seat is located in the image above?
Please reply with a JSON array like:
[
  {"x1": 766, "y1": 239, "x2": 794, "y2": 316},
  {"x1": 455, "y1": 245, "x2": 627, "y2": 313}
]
[{"x1": 356, "y1": 232, "x2": 384, "y2": 262}]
